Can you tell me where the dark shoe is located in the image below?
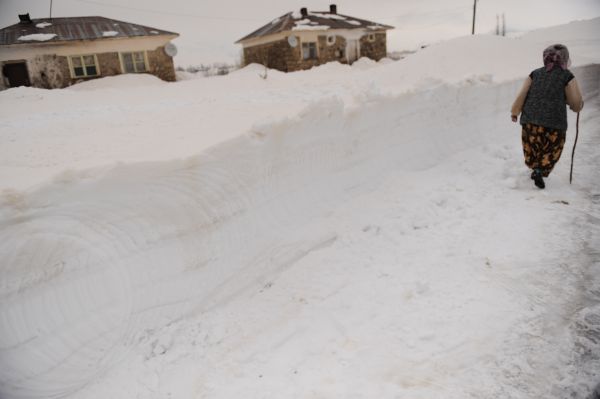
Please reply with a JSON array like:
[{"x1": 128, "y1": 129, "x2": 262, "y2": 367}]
[{"x1": 532, "y1": 169, "x2": 545, "y2": 189}]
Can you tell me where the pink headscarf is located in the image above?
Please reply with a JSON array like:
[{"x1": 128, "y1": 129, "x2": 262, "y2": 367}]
[{"x1": 543, "y1": 44, "x2": 570, "y2": 71}]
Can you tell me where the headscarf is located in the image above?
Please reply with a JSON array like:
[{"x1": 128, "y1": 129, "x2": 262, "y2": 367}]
[{"x1": 543, "y1": 44, "x2": 570, "y2": 71}]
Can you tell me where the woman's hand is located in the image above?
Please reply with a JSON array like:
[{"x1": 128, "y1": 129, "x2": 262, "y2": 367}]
[{"x1": 511, "y1": 115, "x2": 518, "y2": 123}]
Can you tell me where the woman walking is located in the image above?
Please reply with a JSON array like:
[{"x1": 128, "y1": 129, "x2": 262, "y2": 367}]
[{"x1": 511, "y1": 44, "x2": 584, "y2": 189}]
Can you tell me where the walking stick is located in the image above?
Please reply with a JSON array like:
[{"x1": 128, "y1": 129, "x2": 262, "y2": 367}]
[{"x1": 569, "y1": 111, "x2": 580, "y2": 184}]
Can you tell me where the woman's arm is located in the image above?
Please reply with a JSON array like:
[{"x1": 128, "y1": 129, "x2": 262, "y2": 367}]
[
  {"x1": 511, "y1": 77, "x2": 532, "y2": 122},
  {"x1": 565, "y1": 78, "x2": 584, "y2": 112}
]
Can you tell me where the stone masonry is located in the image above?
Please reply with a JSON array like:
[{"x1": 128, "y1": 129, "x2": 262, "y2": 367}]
[
  {"x1": 243, "y1": 31, "x2": 386, "y2": 72},
  {"x1": 147, "y1": 46, "x2": 177, "y2": 82},
  {"x1": 0, "y1": 45, "x2": 176, "y2": 90},
  {"x1": 243, "y1": 38, "x2": 300, "y2": 72},
  {"x1": 359, "y1": 33, "x2": 387, "y2": 61}
]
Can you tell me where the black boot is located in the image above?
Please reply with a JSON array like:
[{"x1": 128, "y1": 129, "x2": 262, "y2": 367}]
[{"x1": 532, "y1": 169, "x2": 545, "y2": 189}]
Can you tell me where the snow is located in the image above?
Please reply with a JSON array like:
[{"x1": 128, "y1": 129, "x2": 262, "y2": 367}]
[
  {"x1": 35, "y1": 22, "x2": 52, "y2": 28},
  {"x1": 66, "y1": 74, "x2": 167, "y2": 91},
  {"x1": 102, "y1": 31, "x2": 119, "y2": 37},
  {"x1": 292, "y1": 24, "x2": 331, "y2": 31},
  {"x1": 294, "y1": 14, "x2": 362, "y2": 29},
  {"x1": 293, "y1": 18, "x2": 331, "y2": 31},
  {"x1": 309, "y1": 12, "x2": 348, "y2": 21},
  {"x1": 350, "y1": 57, "x2": 378, "y2": 70},
  {"x1": 1, "y1": 17, "x2": 600, "y2": 399},
  {"x1": 17, "y1": 33, "x2": 57, "y2": 41}
]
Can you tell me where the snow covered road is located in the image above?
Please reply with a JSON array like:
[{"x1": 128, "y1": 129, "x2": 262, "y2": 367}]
[{"x1": 1, "y1": 19, "x2": 599, "y2": 399}]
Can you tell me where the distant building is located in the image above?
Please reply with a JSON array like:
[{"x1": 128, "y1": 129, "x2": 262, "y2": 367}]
[
  {"x1": 236, "y1": 4, "x2": 393, "y2": 72},
  {"x1": 0, "y1": 14, "x2": 179, "y2": 90}
]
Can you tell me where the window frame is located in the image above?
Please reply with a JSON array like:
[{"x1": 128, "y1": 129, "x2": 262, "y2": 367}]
[
  {"x1": 68, "y1": 54, "x2": 100, "y2": 78},
  {"x1": 367, "y1": 33, "x2": 376, "y2": 42},
  {"x1": 326, "y1": 35, "x2": 336, "y2": 46},
  {"x1": 301, "y1": 41, "x2": 318, "y2": 60},
  {"x1": 119, "y1": 51, "x2": 149, "y2": 74}
]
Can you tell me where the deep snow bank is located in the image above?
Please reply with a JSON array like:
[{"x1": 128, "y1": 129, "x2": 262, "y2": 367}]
[
  {"x1": 0, "y1": 18, "x2": 599, "y2": 192},
  {"x1": 1, "y1": 64, "x2": 599, "y2": 398},
  {"x1": 0, "y1": 18, "x2": 599, "y2": 399}
]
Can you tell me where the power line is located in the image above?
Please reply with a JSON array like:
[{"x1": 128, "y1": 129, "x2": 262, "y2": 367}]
[
  {"x1": 377, "y1": 5, "x2": 471, "y2": 21},
  {"x1": 72, "y1": 0, "x2": 264, "y2": 21},
  {"x1": 72, "y1": 0, "x2": 476, "y2": 29}
]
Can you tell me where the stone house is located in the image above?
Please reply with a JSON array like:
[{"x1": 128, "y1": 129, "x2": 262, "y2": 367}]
[
  {"x1": 236, "y1": 4, "x2": 393, "y2": 72},
  {"x1": 0, "y1": 14, "x2": 179, "y2": 90}
]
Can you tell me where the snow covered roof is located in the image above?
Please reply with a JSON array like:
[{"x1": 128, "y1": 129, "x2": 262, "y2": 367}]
[
  {"x1": 235, "y1": 7, "x2": 393, "y2": 44},
  {"x1": 0, "y1": 16, "x2": 178, "y2": 46}
]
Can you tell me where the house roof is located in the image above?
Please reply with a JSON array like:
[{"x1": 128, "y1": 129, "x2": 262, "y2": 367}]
[
  {"x1": 236, "y1": 9, "x2": 394, "y2": 44},
  {"x1": 0, "y1": 16, "x2": 178, "y2": 46}
]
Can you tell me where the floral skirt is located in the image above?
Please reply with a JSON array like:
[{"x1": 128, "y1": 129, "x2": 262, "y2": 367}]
[{"x1": 521, "y1": 123, "x2": 566, "y2": 177}]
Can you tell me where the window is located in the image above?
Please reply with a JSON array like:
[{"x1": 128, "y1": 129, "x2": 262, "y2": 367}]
[
  {"x1": 302, "y1": 42, "x2": 317, "y2": 60},
  {"x1": 69, "y1": 55, "x2": 98, "y2": 78},
  {"x1": 367, "y1": 33, "x2": 376, "y2": 42},
  {"x1": 326, "y1": 35, "x2": 336, "y2": 45},
  {"x1": 120, "y1": 51, "x2": 147, "y2": 73}
]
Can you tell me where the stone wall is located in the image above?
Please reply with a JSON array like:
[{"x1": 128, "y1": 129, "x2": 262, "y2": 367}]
[
  {"x1": 147, "y1": 46, "x2": 177, "y2": 82},
  {"x1": 96, "y1": 52, "x2": 121, "y2": 78},
  {"x1": 314, "y1": 35, "x2": 348, "y2": 68},
  {"x1": 27, "y1": 55, "x2": 66, "y2": 89},
  {"x1": 359, "y1": 33, "x2": 387, "y2": 61},
  {"x1": 243, "y1": 32, "x2": 387, "y2": 72},
  {"x1": 243, "y1": 38, "x2": 299, "y2": 72},
  {"x1": 1, "y1": 55, "x2": 70, "y2": 90},
  {"x1": 0, "y1": 45, "x2": 177, "y2": 90},
  {"x1": 287, "y1": 35, "x2": 349, "y2": 71}
]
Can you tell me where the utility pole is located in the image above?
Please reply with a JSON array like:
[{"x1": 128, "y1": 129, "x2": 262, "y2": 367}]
[
  {"x1": 496, "y1": 14, "x2": 499, "y2": 35},
  {"x1": 502, "y1": 13, "x2": 506, "y2": 36},
  {"x1": 471, "y1": 0, "x2": 478, "y2": 35},
  {"x1": 49, "y1": 0, "x2": 53, "y2": 18}
]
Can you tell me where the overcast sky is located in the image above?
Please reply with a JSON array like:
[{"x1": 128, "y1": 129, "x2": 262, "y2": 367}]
[{"x1": 1, "y1": 0, "x2": 599, "y2": 65}]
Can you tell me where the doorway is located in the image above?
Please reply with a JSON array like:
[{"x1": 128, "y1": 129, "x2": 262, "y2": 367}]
[
  {"x1": 3, "y1": 62, "x2": 31, "y2": 88},
  {"x1": 346, "y1": 40, "x2": 360, "y2": 64}
]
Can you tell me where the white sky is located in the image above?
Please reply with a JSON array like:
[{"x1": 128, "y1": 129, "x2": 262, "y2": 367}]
[{"x1": 1, "y1": 0, "x2": 599, "y2": 65}]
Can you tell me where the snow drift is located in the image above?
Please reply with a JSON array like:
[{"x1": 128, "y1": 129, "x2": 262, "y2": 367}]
[{"x1": 1, "y1": 18, "x2": 599, "y2": 399}]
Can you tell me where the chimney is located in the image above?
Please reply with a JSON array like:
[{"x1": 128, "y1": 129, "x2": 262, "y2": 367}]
[
  {"x1": 300, "y1": 7, "x2": 308, "y2": 17},
  {"x1": 330, "y1": 4, "x2": 337, "y2": 14},
  {"x1": 19, "y1": 13, "x2": 32, "y2": 24}
]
